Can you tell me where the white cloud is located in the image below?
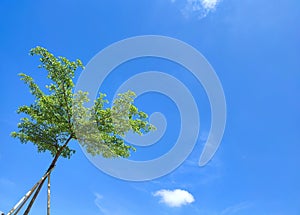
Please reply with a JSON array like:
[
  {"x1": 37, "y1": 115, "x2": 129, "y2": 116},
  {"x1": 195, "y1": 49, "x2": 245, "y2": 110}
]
[
  {"x1": 172, "y1": 0, "x2": 221, "y2": 19},
  {"x1": 154, "y1": 189, "x2": 195, "y2": 207},
  {"x1": 94, "y1": 192, "x2": 110, "y2": 215},
  {"x1": 220, "y1": 202, "x2": 252, "y2": 215},
  {"x1": 201, "y1": 0, "x2": 220, "y2": 10},
  {"x1": 94, "y1": 192, "x2": 132, "y2": 215},
  {"x1": 0, "y1": 178, "x2": 15, "y2": 187}
]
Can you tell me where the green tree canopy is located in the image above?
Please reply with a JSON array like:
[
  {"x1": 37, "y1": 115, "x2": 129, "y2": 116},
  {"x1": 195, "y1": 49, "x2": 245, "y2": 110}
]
[{"x1": 11, "y1": 46, "x2": 154, "y2": 159}]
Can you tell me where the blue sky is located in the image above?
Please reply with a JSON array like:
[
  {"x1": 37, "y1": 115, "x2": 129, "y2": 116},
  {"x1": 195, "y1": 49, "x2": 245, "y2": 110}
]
[{"x1": 1, "y1": 0, "x2": 300, "y2": 214}]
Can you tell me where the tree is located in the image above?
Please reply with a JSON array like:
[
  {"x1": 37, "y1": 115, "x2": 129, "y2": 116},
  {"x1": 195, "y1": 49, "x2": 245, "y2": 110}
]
[{"x1": 10, "y1": 47, "x2": 154, "y2": 214}]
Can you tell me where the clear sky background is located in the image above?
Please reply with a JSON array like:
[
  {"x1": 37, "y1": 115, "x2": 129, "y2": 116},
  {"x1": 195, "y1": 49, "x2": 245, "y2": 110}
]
[{"x1": 0, "y1": 0, "x2": 300, "y2": 214}]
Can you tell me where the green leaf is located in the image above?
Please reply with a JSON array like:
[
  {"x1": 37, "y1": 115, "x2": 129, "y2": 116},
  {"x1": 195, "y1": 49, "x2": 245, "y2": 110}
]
[{"x1": 12, "y1": 47, "x2": 155, "y2": 159}]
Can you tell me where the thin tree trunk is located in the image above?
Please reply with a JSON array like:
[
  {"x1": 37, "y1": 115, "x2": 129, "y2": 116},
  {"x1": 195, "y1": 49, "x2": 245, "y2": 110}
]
[
  {"x1": 23, "y1": 136, "x2": 72, "y2": 215},
  {"x1": 47, "y1": 174, "x2": 51, "y2": 215}
]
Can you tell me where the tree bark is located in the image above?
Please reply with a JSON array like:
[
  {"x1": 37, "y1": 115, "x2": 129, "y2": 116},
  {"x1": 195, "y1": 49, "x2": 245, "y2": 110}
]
[{"x1": 23, "y1": 136, "x2": 72, "y2": 215}]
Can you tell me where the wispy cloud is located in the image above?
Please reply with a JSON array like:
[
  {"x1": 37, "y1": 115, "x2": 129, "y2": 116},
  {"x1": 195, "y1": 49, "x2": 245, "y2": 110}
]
[
  {"x1": 201, "y1": 0, "x2": 220, "y2": 10},
  {"x1": 0, "y1": 178, "x2": 15, "y2": 188},
  {"x1": 171, "y1": 0, "x2": 222, "y2": 19},
  {"x1": 154, "y1": 189, "x2": 195, "y2": 207},
  {"x1": 220, "y1": 201, "x2": 252, "y2": 215},
  {"x1": 190, "y1": 201, "x2": 253, "y2": 215},
  {"x1": 93, "y1": 192, "x2": 132, "y2": 215},
  {"x1": 94, "y1": 192, "x2": 110, "y2": 215}
]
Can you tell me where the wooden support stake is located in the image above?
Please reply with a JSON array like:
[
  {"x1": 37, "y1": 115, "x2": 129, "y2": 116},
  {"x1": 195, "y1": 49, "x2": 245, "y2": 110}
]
[
  {"x1": 7, "y1": 168, "x2": 53, "y2": 215},
  {"x1": 47, "y1": 173, "x2": 51, "y2": 215}
]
